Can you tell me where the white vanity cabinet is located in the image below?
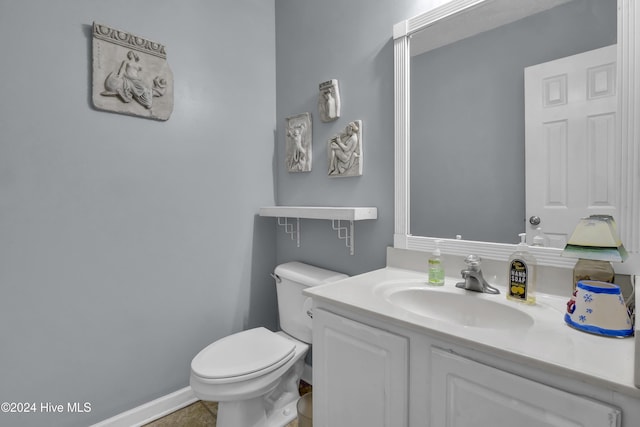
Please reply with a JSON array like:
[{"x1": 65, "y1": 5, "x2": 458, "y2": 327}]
[
  {"x1": 312, "y1": 308, "x2": 410, "y2": 427},
  {"x1": 430, "y1": 348, "x2": 620, "y2": 426},
  {"x1": 312, "y1": 305, "x2": 630, "y2": 427}
]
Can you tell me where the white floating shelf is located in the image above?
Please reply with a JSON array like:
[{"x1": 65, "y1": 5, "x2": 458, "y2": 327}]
[
  {"x1": 259, "y1": 206, "x2": 377, "y2": 221},
  {"x1": 259, "y1": 206, "x2": 378, "y2": 255}
]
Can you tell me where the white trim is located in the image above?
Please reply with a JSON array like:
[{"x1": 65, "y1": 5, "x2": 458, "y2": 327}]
[
  {"x1": 394, "y1": 34, "x2": 410, "y2": 239},
  {"x1": 90, "y1": 387, "x2": 198, "y2": 427},
  {"x1": 618, "y1": 0, "x2": 640, "y2": 254},
  {"x1": 404, "y1": 235, "x2": 572, "y2": 267},
  {"x1": 393, "y1": 0, "x2": 639, "y2": 270}
]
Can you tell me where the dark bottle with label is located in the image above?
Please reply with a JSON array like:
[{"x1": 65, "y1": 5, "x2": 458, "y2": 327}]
[{"x1": 507, "y1": 233, "x2": 537, "y2": 304}]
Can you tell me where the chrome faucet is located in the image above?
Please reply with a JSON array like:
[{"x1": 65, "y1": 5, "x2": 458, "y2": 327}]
[{"x1": 455, "y1": 255, "x2": 500, "y2": 294}]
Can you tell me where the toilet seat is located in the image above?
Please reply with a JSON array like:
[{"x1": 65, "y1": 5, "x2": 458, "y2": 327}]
[{"x1": 191, "y1": 327, "x2": 296, "y2": 384}]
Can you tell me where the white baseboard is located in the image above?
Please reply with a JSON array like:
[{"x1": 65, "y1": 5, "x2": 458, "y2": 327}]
[
  {"x1": 91, "y1": 366, "x2": 313, "y2": 427},
  {"x1": 90, "y1": 386, "x2": 198, "y2": 427}
]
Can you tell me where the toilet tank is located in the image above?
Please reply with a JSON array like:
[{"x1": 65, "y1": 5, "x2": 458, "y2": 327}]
[{"x1": 273, "y1": 262, "x2": 348, "y2": 343}]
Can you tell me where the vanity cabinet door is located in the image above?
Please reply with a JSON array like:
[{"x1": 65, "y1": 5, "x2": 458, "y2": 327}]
[
  {"x1": 429, "y1": 347, "x2": 621, "y2": 427},
  {"x1": 312, "y1": 308, "x2": 409, "y2": 427}
]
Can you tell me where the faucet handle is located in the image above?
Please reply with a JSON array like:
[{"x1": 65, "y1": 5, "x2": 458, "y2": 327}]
[{"x1": 464, "y1": 254, "x2": 482, "y2": 267}]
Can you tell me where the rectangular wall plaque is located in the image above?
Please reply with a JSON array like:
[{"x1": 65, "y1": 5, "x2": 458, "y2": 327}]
[{"x1": 92, "y1": 22, "x2": 173, "y2": 121}]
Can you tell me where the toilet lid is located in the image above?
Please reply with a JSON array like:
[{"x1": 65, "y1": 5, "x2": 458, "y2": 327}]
[{"x1": 191, "y1": 327, "x2": 296, "y2": 381}]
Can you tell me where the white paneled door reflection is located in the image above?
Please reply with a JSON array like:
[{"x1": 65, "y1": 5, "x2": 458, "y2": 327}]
[{"x1": 525, "y1": 45, "x2": 618, "y2": 248}]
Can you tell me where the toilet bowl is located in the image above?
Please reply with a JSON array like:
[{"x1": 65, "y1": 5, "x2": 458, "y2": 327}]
[
  {"x1": 189, "y1": 262, "x2": 347, "y2": 427},
  {"x1": 190, "y1": 328, "x2": 309, "y2": 427}
]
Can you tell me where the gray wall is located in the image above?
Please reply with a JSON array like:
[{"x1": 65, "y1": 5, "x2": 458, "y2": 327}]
[
  {"x1": 3, "y1": 0, "x2": 602, "y2": 426},
  {"x1": 410, "y1": 0, "x2": 617, "y2": 243},
  {"x1": 274, "y1": 0, "x2": 436, "y2": 275},
  {"x1": 0, "y1": 1, "x2": 276, "y2": 426}
]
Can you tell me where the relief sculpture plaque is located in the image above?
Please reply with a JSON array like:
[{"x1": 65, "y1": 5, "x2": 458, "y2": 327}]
[
  {"x1": 328, "y1": 120, "x2": 362, "y2": 177},
  {"x1": 92, "y1": 22, "x2": 173, "y2": 121},
  {"x1": 285, "y1": 113, "x2": 312, "y2": 172}
]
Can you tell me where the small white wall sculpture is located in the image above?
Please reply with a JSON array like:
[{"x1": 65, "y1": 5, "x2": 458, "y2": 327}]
[
  {"x1": 328, "y1": 120, "x2": 362, "y2": 177},
  {"x1": 92, "y1": 22, "x2": 173, "y2": 121},
  {"x1": 318, "y1": 79, "x2": 341, "y2": 122},
  {"x1": 286, "y1": 113, "x2": 313, "y2": 172}
]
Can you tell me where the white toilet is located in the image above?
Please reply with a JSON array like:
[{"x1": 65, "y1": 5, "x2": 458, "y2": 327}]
[{"x1": 190, "y1": 261, "x2": 347, "y2": 427}]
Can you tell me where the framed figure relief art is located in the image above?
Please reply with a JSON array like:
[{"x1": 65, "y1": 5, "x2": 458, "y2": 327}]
[
  {"x1": 328, "y1": 120, "x2": 362, "y2": 177},
  {"x1": 285, "y1": 113, "x2": 312, "y2": 172},
  {"x1": 92, "y1": 22, "x2": 173, "y2": 121},
  {"x1": 318, "y1": 79, "x2": 341, "y2": 123}
]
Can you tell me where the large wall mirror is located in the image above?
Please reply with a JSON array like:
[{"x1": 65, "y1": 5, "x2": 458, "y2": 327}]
[{"x1": 393, "y1": 0, "x2": 639, "y2": 271}]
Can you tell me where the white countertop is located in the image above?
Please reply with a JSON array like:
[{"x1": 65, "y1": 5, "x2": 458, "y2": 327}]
[{"x1": 304, "y1": 266, "x2": 640, "y2": 398}]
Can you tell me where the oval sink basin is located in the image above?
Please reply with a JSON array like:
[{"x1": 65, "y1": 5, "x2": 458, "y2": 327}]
[{"x1": 386, "y1": 288, "x2": 534, "y2": 329}]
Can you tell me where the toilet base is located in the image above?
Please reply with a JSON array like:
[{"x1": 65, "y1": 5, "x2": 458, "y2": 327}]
[
  {"x1": 217, "y1": 397, "x2": 298, "y2": 427},
  {"x1": 214, "y1": 358, "x2": 305, "y2": 427}
]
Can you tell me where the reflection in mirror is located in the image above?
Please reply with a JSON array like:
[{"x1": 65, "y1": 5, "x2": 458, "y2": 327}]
[{"x1": 410, "y1": 0, "x2": 616, "y2": 244}]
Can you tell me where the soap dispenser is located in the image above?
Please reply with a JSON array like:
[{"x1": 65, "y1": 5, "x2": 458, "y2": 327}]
[
  {"x1": 428, "y1": 240, "x2": 445, "y2": 286},
  {"x1": 532, "y1": 227, "x2": 546, "y2": 247},
  {"x1": 507, "y1": 233, "x2": 536, "y2": 304}
]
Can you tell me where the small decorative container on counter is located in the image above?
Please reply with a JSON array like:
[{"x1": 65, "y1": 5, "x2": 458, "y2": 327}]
[{"x1": 565, "y1": 280, "x2": 634, "y2": 338}]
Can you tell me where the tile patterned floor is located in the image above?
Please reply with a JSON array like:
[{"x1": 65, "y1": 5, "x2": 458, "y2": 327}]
[
  {"x1": 143, "y1": 382, "x2": 311, "y2": 427},
  {"x1": 143, "y1": 401, "x2": 217, "y2": 427}
]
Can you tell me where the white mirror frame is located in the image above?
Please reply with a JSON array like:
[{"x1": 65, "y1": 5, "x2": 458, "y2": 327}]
[{"x1": 393, "y1": 0, "x2": 639, "y2": 271}]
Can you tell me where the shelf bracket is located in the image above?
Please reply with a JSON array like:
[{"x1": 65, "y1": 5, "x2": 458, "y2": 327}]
[
  {"x1": 277, "y1": 217, "x2": 300, "y2": 247},
  {"x1": 332, "y1": 219, "x2": 355, "y2": 255}
]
